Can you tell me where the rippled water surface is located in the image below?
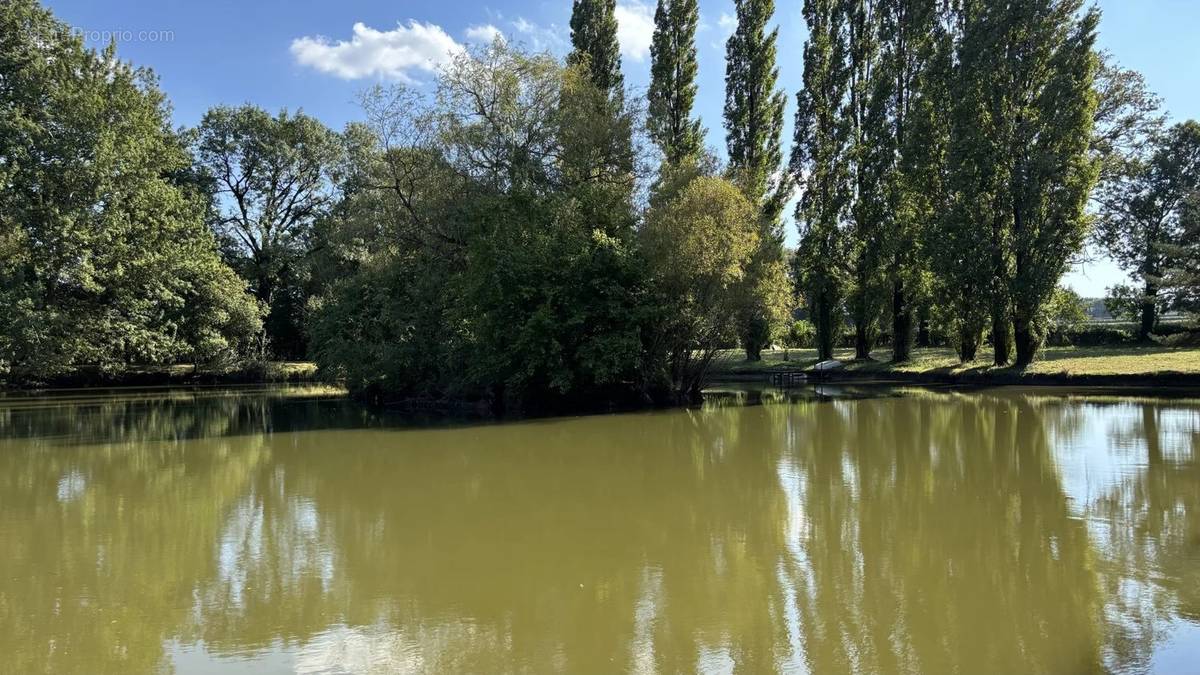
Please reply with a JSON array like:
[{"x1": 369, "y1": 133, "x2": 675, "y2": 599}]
[{"x1": 1, "y1": 384, "x2": 1199, "y2": 674}]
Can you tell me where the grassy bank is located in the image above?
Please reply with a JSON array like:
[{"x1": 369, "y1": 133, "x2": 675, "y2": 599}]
[
  {"x1": 2, "y1": 361, "x2": 320, "y2": 391},
  {"x1": 710, "y1": 345, "x2": 1200, "y2": 386}
]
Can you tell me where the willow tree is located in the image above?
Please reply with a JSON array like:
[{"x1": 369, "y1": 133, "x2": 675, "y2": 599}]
[
  {"x1": 724, "y1": 0, "x2": 789, "y2": 360},
  {"x1": 793, "y1": 0, "x2": 851, "y2": 362},
  {"x1": 647, "y1": 0, "x2": 704, "y2": 165}
]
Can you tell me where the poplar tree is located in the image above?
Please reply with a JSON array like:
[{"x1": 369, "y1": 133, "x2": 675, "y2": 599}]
[
  {"x1": 842, "y1": 0, "x2": 889, "y2": 360},
  {"x1": 793, "y1": 0, "x2": 850, "y2": 361},
  {"x1": 1002, "y1": 2, "x2": 1100, "y2": 366},
  {"x1": 945, "y1": 0, "x2": 1100, "y2": 366},
  {"x1": 724, "y1": 0, "x2": 787, "y2": 214},
  {"x1": 724, "y1": 0, "x2": 789, "y2": 360},
  {"x1": 875, "y1": 0, "x2": 944, "y2": 362},
  {"x1": 569, "y1": 0, "x2": 624, "y2": 97},
  {"x1": 647, "y1": 0, "x2": 704, "y2": 165},
  {"x1": 567, "y1": 0, "x2": 635, "y2": 243}
]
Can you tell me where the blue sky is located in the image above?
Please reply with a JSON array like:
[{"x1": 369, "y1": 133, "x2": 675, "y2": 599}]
[{"x1": 46, "y1": 0, "x2": 1200, "y2": 297}]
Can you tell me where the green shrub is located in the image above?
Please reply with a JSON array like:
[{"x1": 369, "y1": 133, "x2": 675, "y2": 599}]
[{"x1": 785, "y1": 320, "x2": 816, "y2": 348}]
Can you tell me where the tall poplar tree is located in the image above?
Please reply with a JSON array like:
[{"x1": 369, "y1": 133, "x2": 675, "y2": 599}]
[
  {"x1": 875, "y1": 0, "x2": 944, "y2": 362},
  {"x1": 945, "y1": 0, "x2": 1100, "y2": 366},
  {"x1": 724, "y1": 0, "x2": 789, "y2": 360},
  {"x1": 793, "y1": 0, "x2": 850, "y2": 362},
  {"x1": 724, "y1": 0, "x2": 787, "y2": 215},
  {"x1": 566, "y1": 0, "x2": 636, "y2": 243},
  {"x1": 647, "y1": 0, "x2": 704, "y2": 165},
  {"x1": 569, "y1": 0, "x2": 624, "y2": 97},
  {"x1": 842, "y1": 0, "x2": 889, "y2": 360}
]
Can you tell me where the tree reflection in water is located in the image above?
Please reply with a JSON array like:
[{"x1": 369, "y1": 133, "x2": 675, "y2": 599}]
[{"x1": 0, "y1": 385, "x2": 1197, "y2": 673}]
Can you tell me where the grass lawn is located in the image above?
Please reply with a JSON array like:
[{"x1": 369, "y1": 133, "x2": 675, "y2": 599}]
[
  {"x1": 709, "y1": 345, "x2": 1200, "y2": 380},
  {"x1": 4, "y1": 361, "x2": 321, "y2": 390},
  {"x1": 128, "y1": 361, "x2": 320, "y2": 380}
]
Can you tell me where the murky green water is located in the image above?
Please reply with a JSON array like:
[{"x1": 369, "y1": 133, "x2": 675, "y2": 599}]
[{"x1": 1, "y1": 384, "x2": 1198, "y2": 674}]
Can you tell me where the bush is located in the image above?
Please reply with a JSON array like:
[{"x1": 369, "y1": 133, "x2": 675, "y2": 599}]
[
  {"x1": 785, "y1": 320, "x2": 816, "y2": 348},
  {"x1": 1045, "y1": 321, "x2": 1195, "y2": 347},
  {"x1": 1051, "y1": 326, "x2": 1133, "y2": 347}
]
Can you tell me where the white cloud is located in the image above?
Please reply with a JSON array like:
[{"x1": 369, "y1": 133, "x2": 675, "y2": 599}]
[
  {"x1": 718, "y1": 12, "x2": 737, "y2": 32},
  {"x1": 290, "y1": 21, "x2": 463, "y2": 81},
  {"x1": 512, "y1": 17, "x2": 537, "y2": 34},
  {"x1": 615, "y1": 1, "x2": 655, "y2": 62},
  {"x1": 504, "y1": 16, "x2": 567, "y2": 52},
  {"x1": 465, "y1": 23, "x2": 503, "y2": 44}
]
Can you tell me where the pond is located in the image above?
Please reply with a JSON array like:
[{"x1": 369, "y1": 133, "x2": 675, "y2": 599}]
[{"x1": 1, "y1": 384, "x2": 1198, "y2": 674}]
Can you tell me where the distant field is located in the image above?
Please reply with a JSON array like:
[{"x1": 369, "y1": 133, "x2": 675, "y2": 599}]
[{"x1": 710, "y1": 345, "x2": 1200, "y2": 380}]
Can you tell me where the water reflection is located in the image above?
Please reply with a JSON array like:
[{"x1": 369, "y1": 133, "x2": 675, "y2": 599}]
[{"x1": 1, "y1": 386, "x2": 1198, "y2": 673}]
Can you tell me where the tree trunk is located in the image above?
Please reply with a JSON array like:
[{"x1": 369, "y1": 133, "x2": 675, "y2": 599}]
[
  {"x1": 816, "y1": 292, "x2": 836, "y2": 361},
  {"x1": 958, "y1": 326, "x2": 979, "y2": 362},
  {"x1": 892, "y1": 281, "x2": 912, "y2": 362},
  {"x1": 1014, "y1": 314, "x2": 1037, "y2": 367},
  {"x1": 854, "y1": 323, "x2": 873, "y2": 360},
  {"x1": 744, "y1": 341, "x2": 763, "y2": 362},
  {"x1": 917, "y1": 307, "x2": 931, "y2": 348},
  {"x1": 1139, "y1": 283, "x2": 1158, "y2": 341},
  {"x1": 992, "y1": 312, "x2": 1011, "y2": 366}
]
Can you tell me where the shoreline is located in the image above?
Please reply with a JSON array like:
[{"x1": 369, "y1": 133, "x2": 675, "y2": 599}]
[
  {"x1": 8, "y1": 345, "x2": 1200, "y2": 399},
  {"x1": 0, "y1": 362, "x2": 321, "y2": 394},
  {"x1": 709, "y1": 367, "x2": 1200, "y2": 390}
]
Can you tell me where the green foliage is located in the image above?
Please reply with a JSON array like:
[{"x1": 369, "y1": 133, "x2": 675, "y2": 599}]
[
  {"x1": 1103, "y1": 282, "x2": 1168, "y2": 327},
  {"x1": 0, "y1": 0, "x2": 262, "y2": 381},
  {"x1": 192, "y1": 105, "x2": 345, "y2": 358},
  {"x1": 785, "y1": 320, "x2": 816, "y2": 349},
  {"x1": 1091, "y1": 56, "x2": 1166, "y2": 188},
  {"x1": 1160, "y1": 193, "x2": 1200, "y2": 315},
  {"x1": 1042, "y1": 287, "x2": 1088, "y2": 344},
  {"x1": 876, "y1": 0, "x2": 945, "y2": 362},
  {"x1": 792, "y1": 0, "x2": 850, "y2": 361},
  {"x1": 723, "y1": 0, "x2": 789, "y2": 361},
  {"x1": 309, "y1": 43, "x2": 795, "y2": 409},
  {"x1": 647, "y1": 0, "x2": 704, "y2": 164},
  {"x1": 310, "y1": 44, "x2": 647, "y2": 410},
  {"x1": 569, "y1": 0, "x2": 624, "y2": 97},
  {"x1": 724, "y1": 0, "x2": 787, "y2": 216},
  {"x1": 642, "y1": 176, "x2": 784, "y2": 399},
  {"x1": 941, "y1": 0, "x2": 1101, "y2": 365},
  {"x1": 1094, "y1": 121, "x2": 1200, "y2": 337}
]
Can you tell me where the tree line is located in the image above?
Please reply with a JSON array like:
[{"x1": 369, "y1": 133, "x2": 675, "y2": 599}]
[
  {"x1": 2, "y1": 0, "x2": 1198, "y2": 407},
  {"x1": 791, "y1": 0, "x2": 1200, "y2": 365}
]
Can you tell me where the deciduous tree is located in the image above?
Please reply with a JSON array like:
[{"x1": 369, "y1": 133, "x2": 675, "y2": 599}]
[
  {"x1": 192, "y1": 106, "x2": 343, "y2": 357},
  {"x1": 793, "y1": 0, "x2": 851, "y2": 361},
  {"x1": 725, "y1": 0, "x2": 789, "y2": 360},
  {"x1": 0, "y1": 0, "x2": 261, "y2": 381},
  {"x1": 1093, "y1": 121, "x2": 1200, "y2": 339}
]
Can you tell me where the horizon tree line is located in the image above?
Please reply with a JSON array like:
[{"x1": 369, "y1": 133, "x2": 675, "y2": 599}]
[{"x1": 3, "y1": 0, "x2": 1199, "y2": 395}]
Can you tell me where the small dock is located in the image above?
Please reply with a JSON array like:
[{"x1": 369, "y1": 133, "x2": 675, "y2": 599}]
[{"x1": 768, "y1": 370, "x2": 810, "y2": 387}]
